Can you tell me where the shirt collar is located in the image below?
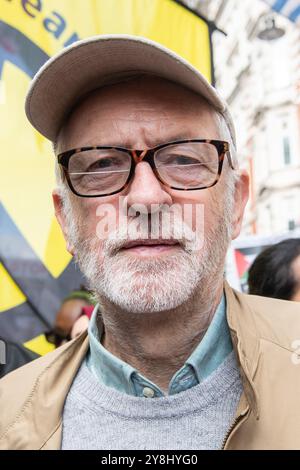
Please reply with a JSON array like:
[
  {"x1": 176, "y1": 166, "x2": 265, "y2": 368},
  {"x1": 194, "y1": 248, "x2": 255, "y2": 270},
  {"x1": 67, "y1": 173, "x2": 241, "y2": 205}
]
[
  {"x1": 87, "y1": 292, "x2": 232, "y2": 397},
  {"x1": 186, "y1": 294, "x2": 232, "y2": 382}
]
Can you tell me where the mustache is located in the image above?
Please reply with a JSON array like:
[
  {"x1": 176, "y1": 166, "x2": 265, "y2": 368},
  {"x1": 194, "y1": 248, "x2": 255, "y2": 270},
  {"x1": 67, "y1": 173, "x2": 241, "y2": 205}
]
[{"x1": 101, "y1": 216, "x2": 198, "y2": 256}]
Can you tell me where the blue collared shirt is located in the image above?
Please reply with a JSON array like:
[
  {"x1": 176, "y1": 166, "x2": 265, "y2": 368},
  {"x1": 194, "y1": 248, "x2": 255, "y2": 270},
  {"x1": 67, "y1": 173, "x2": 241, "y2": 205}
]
[{"x1": 86, "y1": 294, "x2": 232, "y2": 397}]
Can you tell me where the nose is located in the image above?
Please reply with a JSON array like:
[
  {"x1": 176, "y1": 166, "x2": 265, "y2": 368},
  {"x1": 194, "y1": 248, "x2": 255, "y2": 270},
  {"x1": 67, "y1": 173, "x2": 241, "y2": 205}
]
[{"x1": 124, "y1": 161, "x2": 173, "y2": 214}]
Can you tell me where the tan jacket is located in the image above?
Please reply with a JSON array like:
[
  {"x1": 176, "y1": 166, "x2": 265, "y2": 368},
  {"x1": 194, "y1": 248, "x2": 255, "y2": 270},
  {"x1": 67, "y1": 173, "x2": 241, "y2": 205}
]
[{"x1": 1, "y1": 282, "x2": 300, "y2": 450}]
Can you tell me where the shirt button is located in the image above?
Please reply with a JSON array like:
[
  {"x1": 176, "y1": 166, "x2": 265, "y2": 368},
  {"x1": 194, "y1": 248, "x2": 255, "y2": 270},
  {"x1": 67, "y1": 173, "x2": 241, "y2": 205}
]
[{"x1": 142, "y1": 387, "x2": 155, "y2": 398}]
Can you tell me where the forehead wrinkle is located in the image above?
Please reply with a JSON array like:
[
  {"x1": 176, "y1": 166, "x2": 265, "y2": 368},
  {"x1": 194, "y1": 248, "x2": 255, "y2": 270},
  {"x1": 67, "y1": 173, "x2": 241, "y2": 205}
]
[
  {"x1": 103, "y1": 115, "x2": 209, "y2": 148},
  {"x1": 57, "y1": 77, "x2": 221, "y2": 152},
  {"x1": 112, "y1": 113, "x2": 170, "y2": 123},
  {"x1": 58, "y1": 113, "x2": 221, "y2": 152}
]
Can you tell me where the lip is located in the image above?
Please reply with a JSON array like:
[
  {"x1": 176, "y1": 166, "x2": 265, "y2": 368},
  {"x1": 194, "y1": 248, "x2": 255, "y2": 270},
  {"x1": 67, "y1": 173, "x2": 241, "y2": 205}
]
[
  {"x1": 120, "y1": 239, "x2": 180, "y2": 256},
  {"x1": 121, "y1": 239, "x2": 179, "y2": 249}
]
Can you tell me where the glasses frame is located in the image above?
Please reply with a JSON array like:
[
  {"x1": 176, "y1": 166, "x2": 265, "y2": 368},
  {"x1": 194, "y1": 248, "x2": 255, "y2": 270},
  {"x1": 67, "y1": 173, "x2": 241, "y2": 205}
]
[{"x1": 57, "y1": 139, "x2": 234, "y2": 198}]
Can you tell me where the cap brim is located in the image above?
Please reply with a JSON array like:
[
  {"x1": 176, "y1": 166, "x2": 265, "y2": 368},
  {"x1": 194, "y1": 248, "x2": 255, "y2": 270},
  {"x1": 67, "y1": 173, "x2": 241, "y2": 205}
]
[{"x1": 25, "y1": 34, "x2": 233, "y2": 143}]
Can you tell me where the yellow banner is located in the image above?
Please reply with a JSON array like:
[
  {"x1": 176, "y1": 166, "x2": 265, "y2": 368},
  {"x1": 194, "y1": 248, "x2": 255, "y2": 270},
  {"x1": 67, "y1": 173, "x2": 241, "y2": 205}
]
[{"x1": 0, "y1": 0, "x2": 212, "y2": 314}]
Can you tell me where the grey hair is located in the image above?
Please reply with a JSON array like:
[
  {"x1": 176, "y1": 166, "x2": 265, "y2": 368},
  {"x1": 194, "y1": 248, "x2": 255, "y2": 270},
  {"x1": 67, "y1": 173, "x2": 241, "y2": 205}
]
[
  {"x1": 215, "y1": 111, "x2": 237, "y2": 165},
  {"x1": 53, "y1": 140, "x2": 65, "y2": 189}
]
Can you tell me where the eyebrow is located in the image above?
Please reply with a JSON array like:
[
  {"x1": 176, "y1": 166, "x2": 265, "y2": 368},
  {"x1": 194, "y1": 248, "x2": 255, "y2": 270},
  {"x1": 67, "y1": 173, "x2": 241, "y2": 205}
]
[
  {"x1": 153, "y1": 134, "x2": 197, "y2": 145},
  {"x1": 86, "y1": 134, "x2": 200, "y2": 149}
]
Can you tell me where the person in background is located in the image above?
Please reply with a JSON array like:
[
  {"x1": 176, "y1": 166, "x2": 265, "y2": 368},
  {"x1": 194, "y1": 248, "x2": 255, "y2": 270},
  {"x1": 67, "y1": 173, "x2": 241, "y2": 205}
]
[
  {"x1": 45, "y1": 287, "x2": 95, "y2": 347},
  {"x1": 248, "y1": 238, "x2": 300, "y2": 301},
  {"x1": 24, "y1": 286, "x2": 95, "y2": 359},
  {"x1": 0, "y1": 287, "x2": 95, "y2": 379},
  {"x1": 70, "y1": 305, "x2": 94, "y2": 340}
]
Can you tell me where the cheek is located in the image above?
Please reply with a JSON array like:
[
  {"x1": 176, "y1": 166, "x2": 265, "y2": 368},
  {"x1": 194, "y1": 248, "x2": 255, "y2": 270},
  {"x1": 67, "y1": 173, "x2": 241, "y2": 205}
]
[
  {"x1": 170, "y1": 191, "x2": 215, "y2": 233},
  {"x1": 79, "y1": 197, "x2": 121, "y2": 241}
]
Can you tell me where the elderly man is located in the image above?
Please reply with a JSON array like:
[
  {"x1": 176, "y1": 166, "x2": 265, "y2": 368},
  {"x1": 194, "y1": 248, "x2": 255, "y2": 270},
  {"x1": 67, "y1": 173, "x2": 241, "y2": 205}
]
[{"x1": 1, "y1": 35, "x2": 300, "y2": 450}]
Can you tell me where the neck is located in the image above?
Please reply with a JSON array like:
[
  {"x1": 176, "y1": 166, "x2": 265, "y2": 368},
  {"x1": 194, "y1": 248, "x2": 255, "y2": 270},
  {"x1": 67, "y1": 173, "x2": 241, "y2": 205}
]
[{"x1": 97, "y1": 276, "x2": 224, "y2": 391}]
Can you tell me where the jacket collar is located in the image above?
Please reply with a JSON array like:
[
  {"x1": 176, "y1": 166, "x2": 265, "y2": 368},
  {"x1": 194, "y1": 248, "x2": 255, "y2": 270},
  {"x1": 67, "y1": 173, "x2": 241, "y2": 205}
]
[{"x1": 224, "y1": 281, "x2": 260, "y2": 418}]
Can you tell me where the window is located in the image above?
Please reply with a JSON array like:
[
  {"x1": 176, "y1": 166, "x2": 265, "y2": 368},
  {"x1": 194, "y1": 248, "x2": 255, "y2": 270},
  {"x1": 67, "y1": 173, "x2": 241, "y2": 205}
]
[
  {"x1": 288, "y1": 220, "x2": 296, "y2": 231},
  {"x1": 283, "y1": 136, "x2": 291, "y2": 165}
]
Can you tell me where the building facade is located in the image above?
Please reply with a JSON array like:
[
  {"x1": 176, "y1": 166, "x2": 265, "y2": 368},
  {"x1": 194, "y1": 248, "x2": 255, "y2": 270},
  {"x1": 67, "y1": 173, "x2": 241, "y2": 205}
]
[{"x1": 185, "y1": 0, "x2": 300, "y2": 236}]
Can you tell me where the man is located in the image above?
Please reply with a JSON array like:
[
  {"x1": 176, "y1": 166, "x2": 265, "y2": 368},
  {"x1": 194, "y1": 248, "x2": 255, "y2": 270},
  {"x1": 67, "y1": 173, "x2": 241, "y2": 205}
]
[
  {"x1": 1, "y1": 35, "x2": 300, "y2": 450},
  {"x1": 248, "y1": 238, "x2": 300, "y2": 301}
]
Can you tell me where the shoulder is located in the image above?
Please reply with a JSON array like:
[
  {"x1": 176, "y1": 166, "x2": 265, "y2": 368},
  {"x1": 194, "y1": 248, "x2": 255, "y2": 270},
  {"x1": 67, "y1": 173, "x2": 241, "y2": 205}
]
[
  {"x1": 234, "y1": 289, "x2": 300, "y2": 349},
  {"x1": 0, "y1": 332, "x2": 89, "y2": 441},
  {"x1": 1, "y1": 339, "x2": 61, "y2": 383}
]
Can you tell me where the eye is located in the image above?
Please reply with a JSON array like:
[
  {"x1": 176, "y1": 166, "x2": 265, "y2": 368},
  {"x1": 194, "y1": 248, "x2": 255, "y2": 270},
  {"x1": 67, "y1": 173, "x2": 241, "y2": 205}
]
[
  {"x1": 162, "y1": 155, "x2": 200, "y2": 166},
  {"x1": 87, "y1": 157, "x2": 120, "y2": 172}
]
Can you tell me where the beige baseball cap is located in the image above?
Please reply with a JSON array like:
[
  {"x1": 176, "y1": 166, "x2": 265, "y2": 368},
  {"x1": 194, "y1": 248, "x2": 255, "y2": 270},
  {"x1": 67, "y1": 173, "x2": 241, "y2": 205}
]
[{"x1": 25, "y1": 34, "x2": 236, "y2": 146}]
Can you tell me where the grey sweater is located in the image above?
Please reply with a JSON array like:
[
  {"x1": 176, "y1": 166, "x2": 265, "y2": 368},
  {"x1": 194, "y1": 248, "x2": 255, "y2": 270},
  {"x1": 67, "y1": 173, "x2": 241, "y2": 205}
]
[{"x1": 61, "y1": 350, "x2": 243, "y2": 450}]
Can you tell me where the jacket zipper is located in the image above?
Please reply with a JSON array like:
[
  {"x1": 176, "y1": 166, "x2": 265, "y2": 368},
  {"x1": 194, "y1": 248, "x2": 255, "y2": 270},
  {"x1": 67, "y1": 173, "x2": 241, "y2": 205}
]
[{"x1": 221, "y1": 407, "x2": 250, "y2": 450}]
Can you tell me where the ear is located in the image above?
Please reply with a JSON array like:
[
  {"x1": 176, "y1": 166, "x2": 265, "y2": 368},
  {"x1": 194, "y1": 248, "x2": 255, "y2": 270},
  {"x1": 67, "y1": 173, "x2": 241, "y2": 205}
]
[
  {"x1": 52, "y1": 188, "x2": 75, "y2": 255},
  {"x1": 231, "y1": 170, "x2": 249, "y2": 240}
]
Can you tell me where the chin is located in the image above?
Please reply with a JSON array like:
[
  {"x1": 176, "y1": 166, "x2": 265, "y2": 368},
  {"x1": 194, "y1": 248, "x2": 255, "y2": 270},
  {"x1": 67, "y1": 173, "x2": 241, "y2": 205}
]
[
  {"x1": 105, "y1": 279, "x2": 196, "y2": 314},
  {"x1": 82, "y1": 246, "x2": 203, "y2": 313}
]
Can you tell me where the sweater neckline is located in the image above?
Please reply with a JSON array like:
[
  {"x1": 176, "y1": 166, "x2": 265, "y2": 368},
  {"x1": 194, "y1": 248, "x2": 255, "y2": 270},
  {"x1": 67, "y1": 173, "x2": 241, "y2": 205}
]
[{"x1": 66, "y1": 350, "x2": 241, "y2": 419}]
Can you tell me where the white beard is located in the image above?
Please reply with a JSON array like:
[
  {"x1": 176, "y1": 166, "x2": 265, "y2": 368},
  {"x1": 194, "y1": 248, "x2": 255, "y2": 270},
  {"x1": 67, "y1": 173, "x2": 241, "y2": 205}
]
[
  {"x1": 62, "y1": 184, "x2": 234, "y2": 314},
  {"x1": 79, "y1": 241, "x2": 203, "y2": 312}
]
